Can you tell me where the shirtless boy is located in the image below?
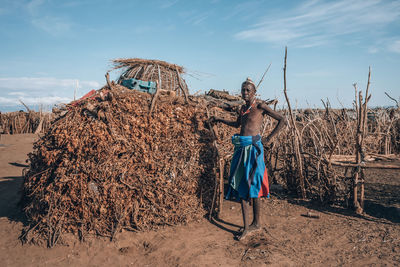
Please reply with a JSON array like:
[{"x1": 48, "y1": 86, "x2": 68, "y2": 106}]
[{"x1": 211, "y1": 78, "x2": 287, "y2": 240}]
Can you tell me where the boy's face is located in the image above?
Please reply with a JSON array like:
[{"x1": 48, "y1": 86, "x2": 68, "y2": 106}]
[{"x1": 241, "y1": 83, "x2": 256, "y2": 102}]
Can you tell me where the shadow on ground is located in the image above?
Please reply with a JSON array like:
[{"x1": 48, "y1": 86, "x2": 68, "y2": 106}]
[
  {"x1": 282, "y1": 184, "x2": 400, "y2": 224},
  {"x1": 285, "y1": 197, "x2": 399, "y2": 224},
  {"x1": 210, "y1": 216, "x2": 241, "y2": 237},
  {"x1": 0, "y1": 176, "x2": 27, "y2": 225},
  {"x1": 9, "y1": 162, "x2": 29, "y2": 168},
  {"x1": 275, "y1": 165, "x2": 400, "y2": 224}
]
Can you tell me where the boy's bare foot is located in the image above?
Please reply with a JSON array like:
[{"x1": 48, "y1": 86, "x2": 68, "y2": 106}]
[
  {"x1": 236, "y1": 225, "x2": 261, "y2": 241},
  {"x1": 235, "y1": 229, "x2": 251, "y2": 241},
  {"x1": 248, "y1": 223, "x2": 261, "y2": 231}
]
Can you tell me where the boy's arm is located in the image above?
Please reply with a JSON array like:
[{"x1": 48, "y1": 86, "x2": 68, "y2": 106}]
[
  {"x1": 258, "y1": 102, "x2": 287, "y2": 143},
  {"x1": 210, "y1": 114, "x2": 241, "y2": 128}
]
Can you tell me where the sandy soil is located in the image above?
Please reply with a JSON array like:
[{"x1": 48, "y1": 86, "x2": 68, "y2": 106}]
[{"x1": 0, "y1": 134, "x2": 399, "y2": 266}]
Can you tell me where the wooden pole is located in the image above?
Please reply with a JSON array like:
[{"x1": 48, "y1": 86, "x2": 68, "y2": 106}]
[
  {"x1": 352, "y1": 67, "x2": 371, "y2": 214},
  {"x1": 205, "y1": 107, "x2": 223, "y2": 220},
  {"x1": 105, "y1": 72, "x2": 113, "y2": 90},
  {"x1": 359, "y1": 67, "x2": 371, "y2": 211},
  {"x1": 282, "y1": 47, "x2": 306, "y2": 198},
  {"x1": 149, "y1": 65, "x2": 162, "y2": 115},
  {"x1": 384, "y1": 92, "x2": 399, "y2": 109},
  {"x1": 19, "y1": 100, "x2": 31, "y2": 112},
  {"x1": 218, "y1": 158, "x2": 225, "y2": 217},
  {"x1": 176, "y1": 68, "x2": 189, "y2": 104},
  {"x1": 353, "y1": 91, "x2": 362, "y2": 213},
  {"x1": 256, "y1": 63, "x2": 272, "y2": 90}
]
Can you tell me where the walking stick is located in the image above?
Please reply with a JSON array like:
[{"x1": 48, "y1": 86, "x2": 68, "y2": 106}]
[{"x1": 206, "y1": 107, "x2": 223, "y2": 220}]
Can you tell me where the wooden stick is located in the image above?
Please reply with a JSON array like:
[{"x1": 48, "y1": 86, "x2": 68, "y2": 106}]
[
  {"x1": 282, "y1": 47, "x2": 306, "y2": 198},
  {"x1": 149, "y1": 65, "x2": 162, "y2": 115},
  {"x1": 360, "y1": 169, "x2": 365, "y2": 209},
  {"x1": 353, "y1": 93, "x2": 361, "y2": 212},
  {"x1": 205, "y1": 107, "x2": 222, "y2": 220},
  {"x1": 302, "y1": 152, "x2": 400, "y2": 169},
  {"x1": 19, "y1": 100, "x2": 31, "y2": 112},
  {"x1": 357, "y1": 67, "x2": 371, "y2": 212},
  {"x1": 176, "y1": 68, "x2": 189, "y2": 103},
  {"x1": 353, "y1": 83, "x2": 358, "y2": 118},
  {"x1": 105, "y1": 72, "x2": 113, "y2": 90},
  {"x1": 256, "y1": 63, "x2": 272, "y2": 90},
  {"x1": 218, "y1": 158, "x2": 225, "y2": 217},
  {"x1": 34, "y1": 116, "x2": 44, "y2": 134}
]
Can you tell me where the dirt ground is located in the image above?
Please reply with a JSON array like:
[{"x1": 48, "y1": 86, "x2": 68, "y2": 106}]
[{"x1": 0, "y1": 134, "x2": 399, "y2": 266}]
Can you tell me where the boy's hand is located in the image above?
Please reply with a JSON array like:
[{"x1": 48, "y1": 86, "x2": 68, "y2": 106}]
[
  {"x1": 209, "y1": 116, "x2": 218, "y2": 123},
  {"x1": 262, "y1": 136, "x2": 272, "y2": 145}
]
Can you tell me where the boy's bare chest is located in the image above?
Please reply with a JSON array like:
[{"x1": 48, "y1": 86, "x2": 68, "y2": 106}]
[{"x1": 241, "y1": 108, "x2": 264, "y2": 128}]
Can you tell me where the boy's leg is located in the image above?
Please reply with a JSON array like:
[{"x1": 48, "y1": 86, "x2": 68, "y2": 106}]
[
  {"x1": 249, "y1": 198, "x2": 261, "y2": 230},
  {"x1": 237, "y1": 198, "x2": 251, "y2": 240}
]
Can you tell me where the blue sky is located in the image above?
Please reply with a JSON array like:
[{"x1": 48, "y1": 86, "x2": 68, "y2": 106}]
[{"x1": 1, "y1": 0, "x2": 399, "y2": 111}]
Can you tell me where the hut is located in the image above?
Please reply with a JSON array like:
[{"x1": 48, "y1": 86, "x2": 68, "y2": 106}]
[{"x1": 112, "y1": 58, "x2": 189, "y2": 103}]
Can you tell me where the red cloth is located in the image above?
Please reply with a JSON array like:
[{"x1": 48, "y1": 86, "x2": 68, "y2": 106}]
[{"x1": 70, "y1": 89, "x2": 96, "y2": 107}]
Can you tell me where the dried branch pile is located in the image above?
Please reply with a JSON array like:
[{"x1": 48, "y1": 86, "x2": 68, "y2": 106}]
[
  {"x1": 0, "y1": 110, "x2": 52, "y2": 134},
  {"x1": 21, "y1": 84, "x2": 230, "y2": 247}
]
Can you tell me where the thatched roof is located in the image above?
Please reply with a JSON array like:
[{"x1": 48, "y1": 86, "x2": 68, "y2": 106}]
[
  {"x1": 112, "y1": 58, "x2": 189, "y2": 99},
  {"x1": 113, "y1": 58, "x2": 184, "y2": 73}
]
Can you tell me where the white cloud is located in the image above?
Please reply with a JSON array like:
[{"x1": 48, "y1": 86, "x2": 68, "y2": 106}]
[
  {"x1": 21, "y1": 0, "x2": 73, "y2": 35},
  {"x1": 0, "y1": 77, "x2": 100, "y2": 91},
  {"x1": 293, "y1": 70, "x2": 332, "y2": 77},
  {"x1": 186, "y1": 12, "x2": 211, "y2": 26},
  {"x1": 31, "y1": 16, "x2": 72, "y2": 35},
  {"x1": 8, "y1": 92, "x2": 27, "y2": 96},
  {"x1": 235, "y1": 0, "x2": 400, "y2": 48},
  {"x1": 0, "y1": 96, "x2": 71, "y2": 106},
  {"x1": 368, "y1": 47, "x2": 379, "y2": 54},
  {"x1": 0, "y1": 77, "x2": 101, "y2": 107},
  {"x1": 192, "y1": 14, "x2": 209, "y2": 26},
  {"x1": 159, "y1": 0, "x2": 179, "y2": 9},
  {"x1": 222, "y1": 1, "x2": 264, "y2": 22},
  {"x1": 388, "y1": 40, "x2": 400, "y2": 53},
  {"x1": 0, "y1": 97, "x2": 18, "y2": 105},
  {"x1": 133, "y1": 25, "x2": 154, "y2": 34},
  {"x1": 26, "y1": 0, "x2": 46, "y2": 15}
]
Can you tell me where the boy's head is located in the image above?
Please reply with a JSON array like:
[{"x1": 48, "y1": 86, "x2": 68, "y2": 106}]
[{"x1": 241, "y1": 77, "x2": 256, "y2": 102}]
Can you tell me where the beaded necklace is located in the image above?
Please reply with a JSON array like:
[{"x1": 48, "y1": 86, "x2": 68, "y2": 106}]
[{"x1": 241, "y1": 98, "x2": 256, "y2": 116}]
